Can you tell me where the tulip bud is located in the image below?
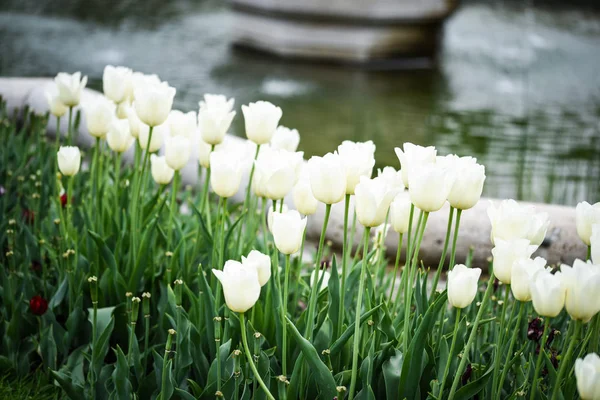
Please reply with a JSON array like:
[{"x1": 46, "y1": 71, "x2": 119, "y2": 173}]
[
  {"x1": 29, "y1": 295, "x2": 49, "y2": 316},
  {"x1": 138, "y1": 122, "x2": 168, "y2": 153},
  {"x1": 45, "y1": 91, "x2": 68, "y2": 117},
  {"x1": 133, "y1": 81, "x2": 176, "y2": 127},
  {"x1": 307, "y1": 153, "x2": 346, "y2": 205},
  {"x1": 253, "y1": 148, "x2": 303, "y2": 200},
  {"x1": 561, "y1": 259, "x2": 600, "y2": 322},
  {"x1": 198, "y1": 94, "x2": 235, "y2": 145},
  {"x1": 103, "y1": 65, "x2": 132, "y2": 104},
  {"x1": 439, "y1": 155, "x2": 486, "y2": 210},
  {"x1": 389, "y1": 194, "x2": 413, "y2": 234},
  {"x1": 167, "y1": 110, "x2": 197, "y2": 139},
  {"x1": 241, "y1": 250, "x2": 271, "y2": 287},
  {"x1": 354, "y1": 176, "x2": 400, "y2": 228},
  {"x1": 576, "y1": 201, "x2": 600, "y2": 246},
  {"x1": 57, "y1": 146, "x2": 81, "y2": 176},
  {"x1": 310, "y1": 269, "x2": 331, "y2": 292},
  {"x1": 491, "y1": 238, "x2": 537, "y2": 284},
  {"x1": 377, "y1": 167, "x2": 405, "y2": 191},
  {"x1": 107, "y1": 119, "x2": 135, "y2": 153},
  {"x1": 592, "y1": 224, "x2": 599, "y2": 264},
  {"x1": 293, "y1": 171, "x2": 318, "y2": 216},
  {"x1": 394, "y1": 142, "x2": 436, "y2": 188},
  {"x1": 530, "y1": 268, "x2": 566, "y2": 317},
  {"x1": 126, "y1": 106, "x2": 142, "y2": 138},
  {"x1": 271, "y1": 126, "x2": 300, "y2": 152},
  {"x1": 408, "y1": 163, "x2": 455, "y2": 212},
  {"x1": 511, "y1": 257, "x2": 546, "y2": 302},
  {"x1": 337, "y1": 140, "x2": 376, "y2": 195},
  {"x1": 575, "y1": 353, "x2": 600, "y2": 400},
  {"x1": 213, "y1": 260, "x2": 261, "y2": 313},
  {"x1": 242, "y1": 101, "x2": 282, "y2": 145},
  {"x1": 487, "y1": 199, "x2": 549, "y2": 246},
  {"x1": 150, "y1": 154, "x2": 174, "y2": 185},
  {"x1": 447, "y1": 264, "x2": 481, "y2": 308},
  {"x1": 84, "y1": 97, "x2": 116, "y2": 139},
  {"x1": 165, "y1": 135, "x2": 191, "y2": 171},
  {"x1": 130, "y1": 72, "x2": 161, "y2": 100},
  {"x1": 268, "y1": 204, "x2": 289, "y2": 232},
  {"x1": 54, "y1": 71, "x2": 87, "y2": 107},
  {"x1": 271, "y1": 209, "x2": 307, "y2": 255},
  {"x1": 210, "y1": 150, "x2": 244, "y2": 198}
]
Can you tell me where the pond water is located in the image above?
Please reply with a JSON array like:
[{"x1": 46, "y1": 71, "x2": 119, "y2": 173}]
[{"x1": 1, "y1": 0, "x2": 599, "y2": 205}]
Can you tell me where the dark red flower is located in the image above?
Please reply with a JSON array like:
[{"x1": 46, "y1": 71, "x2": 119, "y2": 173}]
[
  {"x1": 29, "y1": 295, "x2": 48, "y2": 316},
  {"x1": 461, "y1": 363, "x2": 472, "y2": 385},
  {"x1": 30, "y1": 260, "x2": 42, "y2": 273},
  {"x1": 60, "y1": 193, "x2": 68, "y2": 208},
  {"x1": 22, "y1": 209, "x2": 35, "y2": 224},
  {"x1": 320, "y1": 259, "x2": 330, "y2": 270},
  {"x1": 527, "y1": 318, "x2": 543, "y2": 342},
  {"x1": 546, "y1": 328, "x2": 558, "y2": 348}
]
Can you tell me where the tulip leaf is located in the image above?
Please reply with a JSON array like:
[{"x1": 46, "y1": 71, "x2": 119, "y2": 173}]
[
  {"x1": 112, "y1": 345, "x2": 132, "y2": 400},
  {"x1": 88, "y1": 230, "x2": 117, "y2": 274},
  {"x1": 329, "y1": 305, "x2": 382, "y2": 356},
  {"x1": 49, "y1": 369, "x2": 85, "y2": 399},
  {"x1": 382, "y1": 348, "x2": 403, "y2": 399},
  {"x1": 192, "y1": 203, "x2": 213, "y2": 245},
  {"x1": 453, "y1": 364, "x2": 493, "y2": 399},
  {"x1": 327, "y1": 255, "x2": 340, "y2": 338}
]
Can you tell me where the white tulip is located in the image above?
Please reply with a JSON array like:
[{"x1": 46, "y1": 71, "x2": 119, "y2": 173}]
[
  {"x1": 561, "y1": 259, "x2": 600, "y2": 322},
  {"x1": 271, "y1": 126, "x2": 300, "y2": 152},
  {"x1": 592, "y1": 224, "x2": 600, "y2": 264},
  {"x1": 439, "y1": 155, "x2": 486, "y2": 210},
  {"x1": 408, "y1": 163, "x2": 455, "y2": 212},
  {"x1": 84, "y1": 97, "x2": 116, "y2": 139},
  {"x1": 133, "y1": 81, "x2": 176, "y2": 127},
  {"x1": 57, "y1": 146, "x2": 81, "y2": 176},
  {"x1": 394, "y1": 142, "x2": 437, "y2": 188},
  {"x1": 447, "y1": 264, "x2": 481, "y2": 309},
  {"x1": 337, "y1": 140, "x2": 376, "y2": 195},
  {"x1": 198, "y1": 137, "x2": 213, "y2": 168},
  {"x1": 389, "y1": 194, "x2": 414, "y2": 234},
  {"x1": 307, "y1": 152, "x2": 347, "y2": 205},
  {"x1": 354, "y1": 176, "x2": 400, "y2": 228},
  {"x1": 268, "y1": 204, "x2": 289, "y2": 233},
  {"x1": 210, "y1": 150, "x2": 244, "y2": 198},
  {"x1": 511, "y1": 257, "x2": 547, "y2": 302},
  {"x1": 242, "y1": 101, "x2": 282, "y2": 145},
  {"x1": 54, "y1": 72, "x2": 87, "y2": 107},
  {"x1": 487, "y1": 199, "x2": 550, "y2": 246},
  {"x1": 530, "y1": 268, "x2": 566, "y2": 318},
  {"x1": 165, "y1": 135, "x2": 191, "y2": 171},
  {"x1": 198, "y1": 95, "x2": 236, "y2": 145},
  {"x1": 575, "y1": 353, "x2": 600, "y2": 400},
  {"x1": 150, "y1": 154, "x2": 174, "y2": 185},
  {"x1": 130, "y1": 72, "x2": 161, "y2": 99},
  {"x1": 103, "y1": 65, "x2": 132, "y2": 104},
  {"x1": 168, "y1": 110, "x2": 197, "y2": 138},
  {"x1": 377, "y1": 167, "x2": 405, "y2": 191},
  {"x1": 310, "y1": 269, "x2": 331, "y2": 292},
  {"x1": 491, "y1": 238, "x2": 537, "y2": 284},
  {"x1": 45, "y1": 91, "x2": 68, "y2": 117},
  {"x1": 213, "y1": 260, "x2": 261, "y2": 313},
  {"x1": 138, "y1": 122, "x2": 168, "y2": 153},
  {"x1": 106, "y1": 119, "x2": 134, "y2": 153},
  {"x1": 271, "y1": 210, "x2": 307, "y2": 255},
  {"x1": 576, "y1": 201, "x2": 600, "y2": 246},
  {"x1": 199, "y1": 94, "x2": 235, "y2": 112},
  {"x1": 241, "y1": 250, "x2": 271, "y2": 287},
  {"x1": 293, "y1": 170, "x2": 318, "y2": 216},
  {"x1": 253, "y1": 148, "x2": 303, "y2": 200},
  {"x1": 126, "y1": 106, "x2": 142, "y2": 138},
  {"x1": 116, "y1": 100, "x2": 131, "y2": 119}
]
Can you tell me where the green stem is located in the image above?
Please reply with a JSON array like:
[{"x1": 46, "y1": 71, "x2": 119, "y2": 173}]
[
  {"x1": 240, "y1": 313, "x2": 275, "y2": 400},
  {"x1": 448, "y1": 273, "x2": 496, "y2": 400},
  {"x1": 348, "y1": 227, "x2": 371, "y2": 400},
  {"x1": 338, "y1": 193, "x2": 351, "y2": 338},
  {"x1": 439, "y1": 308, "x2": 461, "y2": 398},
  {"x1": 66, "y1": 107, "x2": 73, "y2": 145},
  {"x1": 430, "y1": 207, "x2": 454, "y2": 297},
  {"x1": 551, "y1": 320, "x2": 582, "y2": 400},
  {"x1": 282, "y1": 254, "x2": 291, "y2": 378},
  {"x1": 114, "y1": 153, "x2": 121, "y2": 226},
  {"x1": 529, "y1": 318, "x2": 550, "y2": 400},
  {"x1": 491, "y1": 285, "x2": 511, "y2": 397},
  {"x1": 201, "y1": 145, "x2": 215, "y2": 233},
  {"x1": 497, "y1": 301, "x2": 525, "y2": 398},
  {"x1": 390, "y1": 233, "x2": 403, "y2": 306},
  {"x1": 448, "y1": 209, "x2": 462, "y2": 270},
  {"x1": 167, "y1": 171, "x2": 180, "y2": 248},
  {"x1": 159, "y1": 331, "x2": 175, "y2": 400},
  {"x1": 55, "y1": 116, "x2": 61, "y2": 148}
]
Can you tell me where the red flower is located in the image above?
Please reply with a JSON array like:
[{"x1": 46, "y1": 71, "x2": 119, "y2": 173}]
[
  {"x1": 22, "y1": 209, "x2": 35, "y2": 224},
  {"x1": 60, "y1": 193, "x2": 68, "y2": 208},
  {"x1": 29, "y1": 295, "x2": 48, "y2": 316}
]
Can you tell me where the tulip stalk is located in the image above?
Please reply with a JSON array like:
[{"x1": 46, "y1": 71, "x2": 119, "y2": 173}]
[
  {"x1": 348, "y1": 226, "x2": 371, "y2": 400},
  {"x1": 389, "y1": 232, "x2": 403, "y2": 306},
  {"x1": 167, "y1": 170, "x2": 180, "y2": 247},
  {"x1": 430, "y1": 207, "x2": 455, "y2": 298},
  {"x1": 529, "y1": 317, "x2": 550, "y2": 400},
  {"x1": 281, "y1": 253, "x2": 291, "y2": 379},
  {"x1": 497, "y1": 300, "x2": 525, "y2": 398},
  {"x1": 159, "y1": 329, "x2": 175, "y2": 400},
  {"x1": 239, "y1": 312, "x2": 275, "y2": 400},
  {"x1": 200, "y1": 144, "x2": 215, "y2": 233},
  {"x1": 551, "y1": 320, "x2": 582, "y2": 400},
  {"x1": 66, "y1": 106, "x2": 73, "y2": 145},
  {"x1": 491, "y1": 284, "x2": 511, "y2": 397},
  {"x1": 89, "y1": 276, "x2": 98, "y2": 399},
  {"x1": 438, "y1": 308, "x2": 461, "y2": 398},
  {"x1": 338, "y1": 193, "x2": 351, "y2": 338}
]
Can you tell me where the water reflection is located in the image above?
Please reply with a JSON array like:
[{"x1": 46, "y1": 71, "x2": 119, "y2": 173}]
[{"x1": 0, "y1": 0, "x2": 598, "y2": 205}]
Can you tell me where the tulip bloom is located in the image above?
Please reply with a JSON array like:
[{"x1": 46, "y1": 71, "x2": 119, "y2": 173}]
[
  {"x1": 377, "y1": 166, "x2": 405, "y2": 191},
  {"x1": 354, "y1": 176, "x2": 400, "y2": 228},
  {"x1": 561, "y1": 259, "x2": 600, "y2": 322},
  {"x1": 253, "y1": 148, "x2": 303, "y2": 200},
  {"x1": 213, "y1": 260, "x2": 261, "y2": 313},
  {"x1": 133, "y1": 81, "x2": 176, "y2": 127},
  {"x1": 310, "y1": 269, "x2": 331, "y2": 292},
  {"x1": 84, "y1": 97, "x2": 116, "y2": 139},
  {"x1": 337, "y1": 140, "x2": 376, "y2": 195},
  {"x1": 530, "y1": 268, "x2": 566, "y2": 317},
  {"x1": 394, "y1": 142, "x2": 437, "y2": 188},
  {"x1": 168, "y1": 110, "x2": 197, "y2": 138},
  {"x1": 271, "y1": 210, "x2": 307, "y2": 255},
  {"x1": 307, "y1": 152, "x2": 347, "y2": 205},
  {"x1": 487, "y1": 199, "x2": 550, "y2": 246},
  {"x1": 138, "y1": 122, "x2": 167, "y2": 153},
  {"x1": 198, "y1": 95, "x2": 236, "y2": 145},
  {"x1": 293, "y1": 170, "x2": 318, "y2": 216},
  {"x1": 271, "y1": 126, "x2": 300, "y2": 152},
  {"x1": 150, "y1": 154, "x2": 174, "y2": 185},
  {"x1": 439, "y1": 155, "x2": 486, "y2": 210},
  {"x1": 408, "y1": 163, "x2": 455, "y2": 212},
  {"x1": 511, "y1": 257, "x2": 546, "y2": 302},
  {"x1": 389, "y1": 194, "x2": 413, "y2": 234},
  {"x1": 241, "y1": 250, "x2": 271, "y2": 287},
  {"x1": 57, "y1": 146, "x2": 81, "y2": 176},
  {"x1": 576, "y1": 201, "x2": 600, "y2": 246},
  {"x1": 575, "y1": 353, "x2": 600, "y2": 400},
  {"x1": 209, "y1": 150, "x2": 244, "y2": 198},
  {"x1": 447, "y1": 264, "x2": 481, "y2": 308},
  {"x1": 107, "y1": 119, "x2": 135, "y2": 153},
  {"x1": 491, "y1": 238, "x2": 537, "y2": 284},
  {"x1": 126, "y1": 106, "x2": 142, "y2": 138},
  {"x1": 55, "y1": 71, "x2": 88, "y2": 107},
  {"x1": 103, "y1": 65, "x2": 132, "y2": 104},
  {"x1": 592, "y1": 224, "x2": 599, "y2": 264},
  {"x1": 165, "y1": 135, "x2": 191, "y2": 171},
  {"x1": 130, "y1": 72, "x2": 161, "y2": 99},
  {"x1": 242, "y1": 101, "x2": 282, "y2": 145},
  {"x1": 268, "y1": 204, "x2": 289, "y2": 233},
  {"x1": 29, "y1": 295, "x2": 48, "y2": 316},
  {"x1": 45, "y1": 91, "x2": 68, "y2": 117}
]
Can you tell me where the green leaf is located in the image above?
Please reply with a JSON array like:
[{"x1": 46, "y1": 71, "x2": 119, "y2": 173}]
[
  {"x1": 88, "y1": 230, "x2": 117, "y2": 274},
  {"x1": 191, "y1": 203, "x2": 213, "y2": 245},
  {"x1": 383, "y1": 349, "x2": 403, "y2": 399},
  {"x1": 48, "y1": 277, "x2": 68, "y2": 309},
  {"x1": 175, "y1": 388, "x2": 197, "y2": 400},
  {"x1": 327, "y1": 255, "x2": 340, "y2": 339},
  {"x1": 453, "y1": 365, "x2": 493, "y2": 399},
  {"x1": 329, "y1": 305, "x2": 382, "y2": 355},
  {"x1": 49, "y1": 370, "x2": 85, "y2": 399},
  {"x1": 112, "y1": 345, "x2": 132, "y2": 400},
  {"x1": 87, "y1": 306, "x2": 116, "y2": 337}
]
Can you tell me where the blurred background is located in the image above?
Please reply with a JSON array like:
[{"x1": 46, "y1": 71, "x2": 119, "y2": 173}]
[{"x1": 0, "y1": 0, "x2": 599, "y2": 205}]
